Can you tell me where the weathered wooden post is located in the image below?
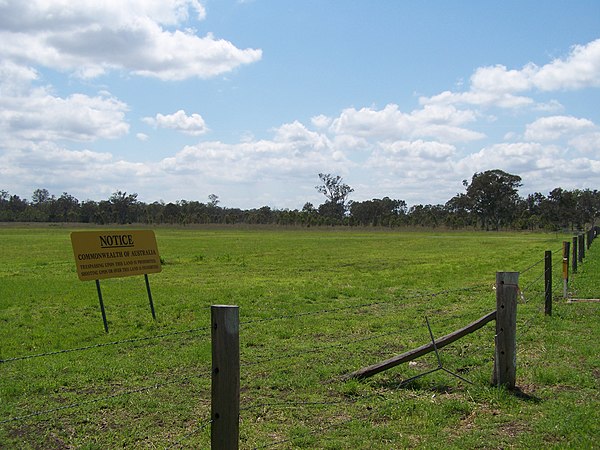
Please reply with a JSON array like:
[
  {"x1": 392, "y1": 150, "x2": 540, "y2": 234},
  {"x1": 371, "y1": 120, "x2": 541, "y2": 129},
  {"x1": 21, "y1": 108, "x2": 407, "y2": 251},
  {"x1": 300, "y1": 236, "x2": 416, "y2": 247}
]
[
  {"x1": 544, "y1": 251, "x2": 552, "y2": 316},
  {"x1": 563, "y1": 241, "x2": 570, "y2": 299},
  {"x1": 572, "y1": 236, "x2": 578, "y2": 274},
  {"x1": 493, "y1": 272, "x2": 519, "y2": 389},
  {"x1": 211, "y1": 305, "x2": 240, "y2": 450},
  {"x1": 578, "y1": 234, "x2": 585, "y2": 263}
]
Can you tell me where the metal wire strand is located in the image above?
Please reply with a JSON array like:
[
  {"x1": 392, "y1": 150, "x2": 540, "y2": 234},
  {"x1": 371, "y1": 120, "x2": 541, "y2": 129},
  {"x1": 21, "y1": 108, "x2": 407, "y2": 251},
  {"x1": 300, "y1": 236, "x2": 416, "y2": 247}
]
[
  {"x1": 520, "y1": 257, "x2": 545, "y2": 275},
  {"x1": 0, "y1": 325, "x2": 211, "y2": 364},
  {"x1": 240, "y1": 328, "x2": 405, "y2": 369},
  {"x1": 164, "y1": 417, "x2": 213, "y2": 450},
  {"x1": 0, "y1": 370, "x2": 211, "y2": 425},
  {"x1": 251, "y1": 410, "x2": 369, "y2": 449},
  {"x1": 240, "y1": 284, "x2": 488, "y2": 328}
]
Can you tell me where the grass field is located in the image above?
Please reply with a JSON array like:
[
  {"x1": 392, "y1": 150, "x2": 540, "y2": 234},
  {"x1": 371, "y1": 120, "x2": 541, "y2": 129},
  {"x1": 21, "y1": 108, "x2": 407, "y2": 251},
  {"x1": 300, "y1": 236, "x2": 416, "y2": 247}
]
[{"x1": 0, "y1": 225, "x2": 598, "y2": 448}]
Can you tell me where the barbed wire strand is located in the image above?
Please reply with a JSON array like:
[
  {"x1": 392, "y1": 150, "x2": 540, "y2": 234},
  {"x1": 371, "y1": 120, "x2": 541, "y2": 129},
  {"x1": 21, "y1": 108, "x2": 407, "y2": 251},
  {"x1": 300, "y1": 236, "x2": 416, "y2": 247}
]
[
  {"x1": 520, "y1": 269, "x2": 546, "y2": 298},
  {"x1": 3, "y1": 285, "x2": 489, "y2": 365},
  {"x1": 241, "y1": 399, "x2": 352, "y2": 412},
  {"x1": 251, "y1": 408, "x2": 370, "y2": 449},
  {"x1": 0, "y1": 369, "x2": 211, "y2": 425},
  {"x1": 0, "y1": 325, "x2": 211, "y2": 364},
  {"x1": 241, "y1": 327, "x2": 407, "y2": 369},
  {"x1": 241, "y1": 284, "x2": 489, "y2": 329},
  {"x1": 164, "y1": 417, "x2": 213, "y2": 450},
  {"x1": 552, "y1": 254, "x2": 565, "y2": 268},
  {"x1": 519, "y1": 257, "x2": 545, "y2": 275}
]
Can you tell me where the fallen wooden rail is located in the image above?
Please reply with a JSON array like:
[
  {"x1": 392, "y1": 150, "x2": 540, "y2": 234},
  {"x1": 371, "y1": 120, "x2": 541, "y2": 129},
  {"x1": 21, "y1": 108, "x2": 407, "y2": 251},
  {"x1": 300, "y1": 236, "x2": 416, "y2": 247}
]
[{"x1": 346, "y1": 310, "x2": 497, "y2": 380}]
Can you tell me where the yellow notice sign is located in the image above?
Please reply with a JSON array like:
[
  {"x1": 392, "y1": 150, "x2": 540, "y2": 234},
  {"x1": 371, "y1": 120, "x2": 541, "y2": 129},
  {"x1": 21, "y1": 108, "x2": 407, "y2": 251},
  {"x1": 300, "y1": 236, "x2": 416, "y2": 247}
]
[{"x1": 71, "y1": 230, "x2": 162, "y2": 281}]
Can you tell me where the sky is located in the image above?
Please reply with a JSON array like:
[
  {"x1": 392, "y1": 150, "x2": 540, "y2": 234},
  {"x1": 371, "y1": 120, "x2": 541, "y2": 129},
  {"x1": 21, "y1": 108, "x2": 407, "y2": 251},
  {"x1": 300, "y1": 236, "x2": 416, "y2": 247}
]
[{"x1": 1, "y1": 0, "x2": 600, "y2": 210}]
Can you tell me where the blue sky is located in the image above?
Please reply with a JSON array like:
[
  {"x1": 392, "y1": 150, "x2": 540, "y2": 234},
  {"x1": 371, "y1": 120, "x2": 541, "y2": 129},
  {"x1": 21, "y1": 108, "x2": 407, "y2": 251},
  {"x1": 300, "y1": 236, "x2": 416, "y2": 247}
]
[{"x1": 1, "y1": 0, "x2": 599, "y2": 209}]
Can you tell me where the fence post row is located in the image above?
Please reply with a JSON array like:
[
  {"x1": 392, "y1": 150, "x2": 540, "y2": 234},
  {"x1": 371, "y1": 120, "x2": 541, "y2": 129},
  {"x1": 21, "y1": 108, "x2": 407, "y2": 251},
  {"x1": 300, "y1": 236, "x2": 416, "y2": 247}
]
[
  {"x1": 211, "y1": 305, "x2": 240, "y2": 450},
  {"x1": 493, "y1": 272, "x2": 519, "y2": 389},
  {"x1": 205, "y1": 231, "x2": 598, "y2": 447}
]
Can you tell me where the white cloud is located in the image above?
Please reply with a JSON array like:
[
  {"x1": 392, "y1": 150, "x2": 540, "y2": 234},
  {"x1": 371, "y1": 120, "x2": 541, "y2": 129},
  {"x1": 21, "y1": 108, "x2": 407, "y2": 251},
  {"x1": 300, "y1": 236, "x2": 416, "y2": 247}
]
[
  {"x1": 422, "y1": 90, "x2": 534, "y2": 109},
  {"x1": 0, "y1": 0, "x2": 261, "y2": 80},
  {"x1": 311, "y1": 114, "x2": 332, "y2": 129},
  {"x1": 533, "y1": 39, "x2": 600, "y2": 90},
  {"x1": 381, "y1": 140, "x2": 455, "y2": 161},
  {"x1": 364, "y1": 140, "x2": 460, "y2": 204},
  {"x1": 329, "y1": 103, "x2": 484, "y2": 143},
  {"x1": 0, "y1": 70, "x2": 129, "y2": 142},
  {"x1": 470, "y1": 64, "x2": 534, "y2": 94},
  {"x1": 422, "y1": 38, "x2": 600, "y2": 109},
  {"x1": 0, "y1": 0, "x2": 207, "y2": 31},
  {"x1": 0, "y1": 61, "x2": 39, "y2": 95},
  {"x1": 0, "y1": 140, "x2": 160, "y2": 200},
  {"x1": 159, "y1": 121, "x2": 346, "y2": 182},
  {"x1": 524, "y1": 115, "x2": 596, "y2": 141},
  {"x1": 568, "y1": 132, "x2": 600, "y2": 154},
  {"x1": 458, "y1": 142, "x2": 560, "y2": 173},
  {"x1": 143, "y1": 110, "x2": 208, "y2": 136},
  {"x1": 273, "y1": 121, "x2": 330, "y2": 151}
]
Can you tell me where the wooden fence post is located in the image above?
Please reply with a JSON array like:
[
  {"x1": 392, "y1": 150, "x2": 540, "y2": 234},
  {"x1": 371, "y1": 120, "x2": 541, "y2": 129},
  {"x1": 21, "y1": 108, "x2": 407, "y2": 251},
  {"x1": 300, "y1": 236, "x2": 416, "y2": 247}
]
[
  {"x1": 493, "y1": 272, "x2": 519, "y2": 389},
  {"x1": 563, "y1": 241, "x2": 570, "y2": 299},
  {"x1": 578, "y1": 234, "x2": 585, "y2": 263},
  {"x1": 572, "y1": 236, "x2": 578, "y2": 274},
  {"x1": 544, "y1": 251, "x2": 552, "y2": 316},
  {"x1": 211, "y1": 305, "x2": 240, "y2": 450}
]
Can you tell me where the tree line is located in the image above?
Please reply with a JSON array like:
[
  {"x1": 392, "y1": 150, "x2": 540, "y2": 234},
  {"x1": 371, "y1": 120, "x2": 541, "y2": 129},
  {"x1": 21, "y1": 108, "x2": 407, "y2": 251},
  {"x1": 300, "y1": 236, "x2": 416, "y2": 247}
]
[{"x1": 1, "y1": 170, "x2": 598, "y2": 230}]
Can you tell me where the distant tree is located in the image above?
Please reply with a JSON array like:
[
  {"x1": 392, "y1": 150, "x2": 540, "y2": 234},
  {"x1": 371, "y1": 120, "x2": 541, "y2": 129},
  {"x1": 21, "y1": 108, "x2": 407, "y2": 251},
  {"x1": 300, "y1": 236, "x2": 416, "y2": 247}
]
[
  {"x1": 208, "y1": 194, "x2": 220, "y2": 207},
  {"x1": 444, "y1": 193, "x2": 473, "y2": 228},
  {"x1": 79, "y1": 200, "x2": 99, "y2": 223},
  {"x1": 516, "y1": 193, "x2": 546, "y2": 230},
  {"x1": 316, "y1": 173, "x2": 353, "y2": 205},
  {"x1": 350, "y1": 197, "x2": 406, "y2": 226},
  {"x1": 163, "y1": 202, "x2": 181, "y2": 224},
  {"x1": 315, "y1": 173, "x2": 354, "y2": 221},
  {"x1": 30, "y1": 188, "x2": 54, "y2": 221},
  {"x1": 31, "y1": 188, "x2": 52, "y2": 205},
  {"x1": 54, "y1": 192, "x2": 79, "y2": 222},
  {"x1": 8, "y1": 195, "x2": 28, "y2": 216},
  {"x1": 109, "y1": 191, "x2": 138, "y2": 224},
  {"x1": 575, "y1": 189, "x2": 600, "y2": 228},
  {"x1": 544, "y1": 188, "x2": 578, "y2": 230},
  {"x1": 463, "y1": 169, "x2": 522, "y2": 230},
  {"x1": 408, "y1": 204, "x2": 445, "y2": 228},
  {"x1": 0, "y1": 190, "x2": 10, "y2": 221}
]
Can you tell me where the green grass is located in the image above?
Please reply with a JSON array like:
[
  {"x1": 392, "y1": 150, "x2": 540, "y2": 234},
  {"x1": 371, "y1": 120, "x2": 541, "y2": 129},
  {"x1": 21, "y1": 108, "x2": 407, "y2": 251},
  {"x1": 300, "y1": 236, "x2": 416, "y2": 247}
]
[{"x1": 0, "y1": 225, "x2": 598, "y2": 448}]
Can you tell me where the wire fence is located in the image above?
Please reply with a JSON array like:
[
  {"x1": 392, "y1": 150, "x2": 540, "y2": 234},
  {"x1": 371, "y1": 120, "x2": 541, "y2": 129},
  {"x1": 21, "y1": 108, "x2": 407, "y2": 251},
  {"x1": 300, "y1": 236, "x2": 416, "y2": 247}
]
[{"x1": 1, "y1": 228, "x2": 597, "y2": 448}]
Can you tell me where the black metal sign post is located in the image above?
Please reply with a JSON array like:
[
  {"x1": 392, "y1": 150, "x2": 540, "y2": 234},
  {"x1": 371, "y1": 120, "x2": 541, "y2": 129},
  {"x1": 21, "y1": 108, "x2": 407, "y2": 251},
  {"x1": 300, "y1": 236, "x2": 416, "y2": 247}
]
[
  {"x1": 95, "y1": 279, "x2": 109, "y2": 333},
  {"x1": 95, "y1": 275, "x2": 157, "y2": 332},
  {"x1": 144, "y1": 274, "x2": 157, "y2": 321}
]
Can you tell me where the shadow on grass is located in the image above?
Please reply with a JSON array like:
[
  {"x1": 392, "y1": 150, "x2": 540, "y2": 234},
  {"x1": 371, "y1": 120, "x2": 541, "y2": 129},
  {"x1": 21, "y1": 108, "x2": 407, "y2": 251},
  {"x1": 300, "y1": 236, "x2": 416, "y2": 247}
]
[
  {"x1": 510, "y1": 386, "x2": 542, "y2": 403},
  {"x1": 373, "y1": 376, "x2": 543, "y2": 404}
]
